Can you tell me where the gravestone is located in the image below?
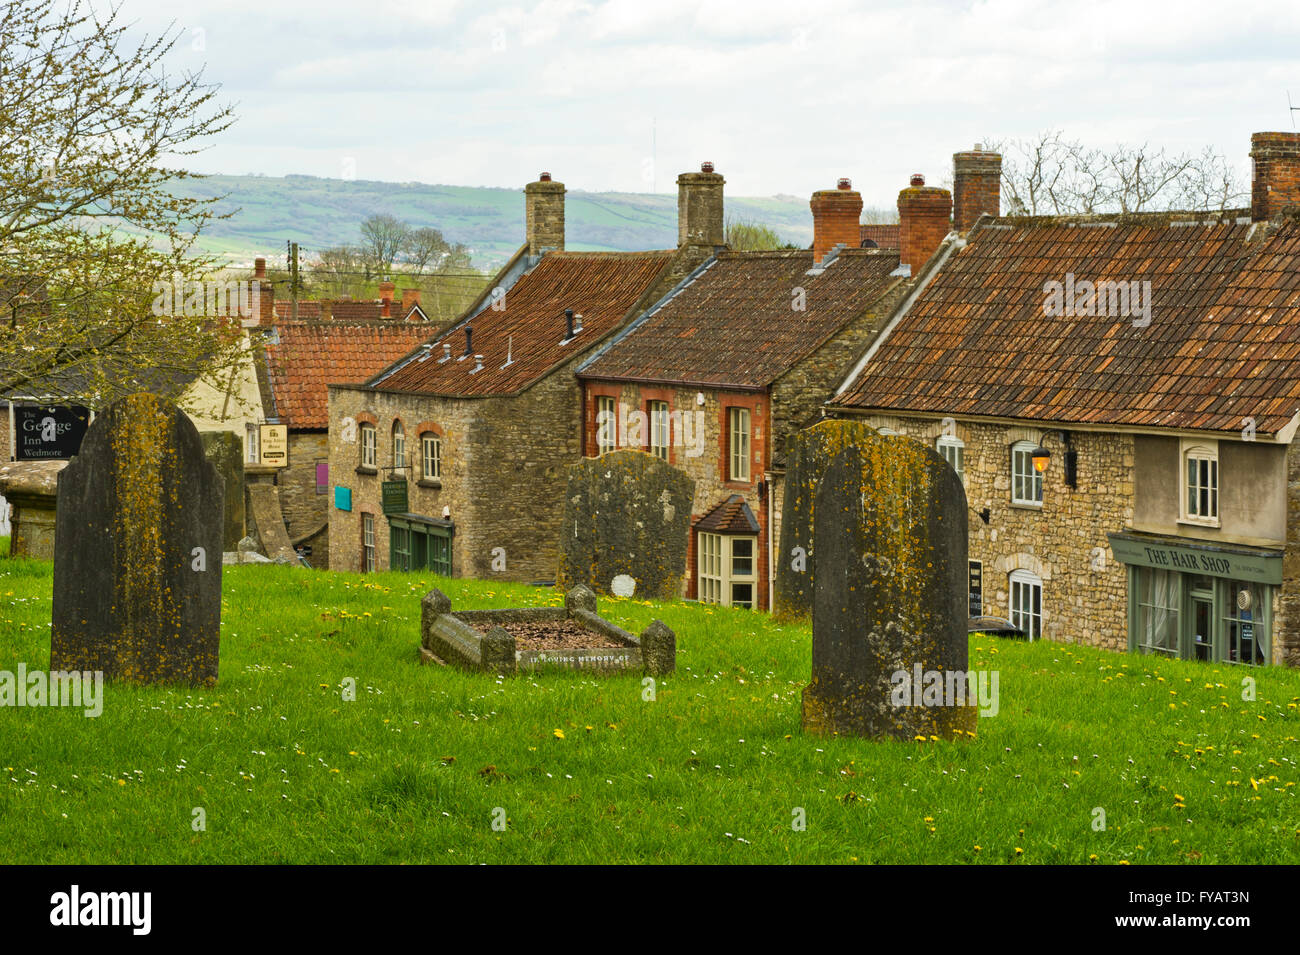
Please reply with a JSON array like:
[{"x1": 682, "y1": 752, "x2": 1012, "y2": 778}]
[
  {"x1": 557, "y1": 450, "x2": 694, "y2": 601},
  {"x1": 201, "y1": 431, "x2": 245, "y2": 551},
  {"x1": 51, "y1": 393, "x2": 223, "y2": 685},
  {"x1": 775, "y1": 418, "x2": 883, "y2": 619},
  {"x1": 802, "y1": 438, "x2": 975, "y2": 740}
]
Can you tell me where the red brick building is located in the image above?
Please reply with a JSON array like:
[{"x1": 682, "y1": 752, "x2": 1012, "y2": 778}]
[{"x1": 576, "y1": 176, "x2": 940, "y2": 611}]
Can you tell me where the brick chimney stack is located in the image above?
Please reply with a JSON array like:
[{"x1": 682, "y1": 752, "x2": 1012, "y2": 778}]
[
  {"x1": 251, "y1": 257, "x2": 274, "y2": 326},
  {"x1": 897, "y1": 174, "x2": 953, "y2": 273},
  {"x1": 378, "y1": 280, "x2": 395, "y2": 318},
  {"x1": 401, "y1": 288, "x2": 421, "y2": 315},
  {"x1": 952, "y1": 145, "x2": 1002, "y2": 232},
  {"x1": 677, "y1": 162, "x2": 726, "y2": 249},
  {"x1": 810, "y1": 177, "x2": 864, "y2": 262},
  {"x1": 1250, "y1": 132, "x2": 1300, "y2": 221},
  {"x1": 525, "y1": 172, "x2": 565, "y2": 256}
]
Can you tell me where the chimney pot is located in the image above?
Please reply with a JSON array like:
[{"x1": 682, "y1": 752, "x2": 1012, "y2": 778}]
[
  {"x1": 253, "y1": 257, "x2": 266, "y2": 279},
  {"x1": 810, "y1": 179, "x2": 864, "y2": 262},
  {"x1": 837, "y1": 177, "x2": 852, "y2": 190},
  {"x1": 910, "y1": 174, "x2": 925, "y2": 187},
  {"x1": 540, "y1": 171, "x2": 552, "y2": 182},
  {"x1": 701, "y1": 161, "x2": 714, "y2": 173}
]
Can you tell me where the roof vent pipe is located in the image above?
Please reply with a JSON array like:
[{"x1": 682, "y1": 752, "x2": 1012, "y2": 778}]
[
  {"x1": 565, "y1": 308, "x2": 575, "y2": 339},
  {"x1": 463, "y1": 326, "x2": 473, "y2": 356}
]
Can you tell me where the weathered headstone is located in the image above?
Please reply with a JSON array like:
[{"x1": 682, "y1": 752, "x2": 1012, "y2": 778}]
[
  {"x1": 802, "y1": 437, "x2": 975, "y2": 740},
  {"x1": 51, "y1": 393, "x2": 223, "y2": 685},
  {"x1": 201, "y1": 431, "x2": 245, "y2": 552},
  {"x1": 775, "y1": 418, "x2": 883, "y2": 619},
  {"x1": 558, "y1": 450, "x2": 694, "y2": 601}
]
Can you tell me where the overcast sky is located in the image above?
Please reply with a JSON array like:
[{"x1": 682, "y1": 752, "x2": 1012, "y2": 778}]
[{"x1": 137, "y1": 0, "x2": 1300, "y2": 206}]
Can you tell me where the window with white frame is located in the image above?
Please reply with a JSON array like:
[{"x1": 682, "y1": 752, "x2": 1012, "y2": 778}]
[
  {"x1": 1009, "y1": 569, "x2": 1042, "y2": 639},
  {"x1": 1011, "y1": 440, "x2": 1043, "y2": 505},
  {"x1": 422, "y1": 433, "x2": 442, "y2": 480},
  {"x1": 649, "y1": 401, "x2": 669, "y2": 460},
  {"x1": 728, "y1": 407, "x2": 751, "y2": 482},
  {"x1": 697, "y1": 532, "x2": 759, "y2": 609},
  {"x1": 362, "y1": 513, "x2": 375, "y2": 572},
  {"x1": 936, "y1": 434, "x2": 964, "y2": 482},
  {"x1": 245, "y1": 423, "x2": 259, "y2": 464},
  {"x1": 360, "y1": 423, "x2": 376, "y2": 469},
  {"x1": 596, "y1": 396, "x2": 616, "y2": 454},
  {"x1": 392, "y1": 421, "x2": 406, "y2": 471},
  {"x1": 1181, "y1": 442, "x2": 1219, "y2": 524}
]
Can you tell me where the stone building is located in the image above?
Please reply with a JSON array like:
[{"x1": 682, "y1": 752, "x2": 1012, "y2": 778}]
[
  {"x1": 576, "y1": 176, "x2": 936, "y2": 610},
  {"x1": 326, "y1": 169, "x2": 721, "y2": 579},
  {"x1": 257, "y1": 314, "x2": 436, "y2": 566},
  {"x1": 830, "y1": 131, "x2": 1300, "y2": 670}
]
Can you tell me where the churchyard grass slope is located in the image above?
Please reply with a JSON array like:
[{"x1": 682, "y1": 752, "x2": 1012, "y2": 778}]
[{"x1": 1, "y1": 558, "x2": 1298, "y2": 863}]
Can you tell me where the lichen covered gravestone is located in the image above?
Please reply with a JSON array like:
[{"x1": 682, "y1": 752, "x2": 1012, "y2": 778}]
[
  {"x1": 775, "y1": 418, "x2": 883, "y2": 619},
  {"x1": 802, "y1": 437, "x2": 975, "y2": 740},
  {"x1": 200, "y1": 430, "x2": 245, "y2": 552},
  {"x1": 557, "y1": 450, "x2": 694, "y2": 601},
  {"x1": 51, "y1": 393, "x2": 223, "y2": 685}
]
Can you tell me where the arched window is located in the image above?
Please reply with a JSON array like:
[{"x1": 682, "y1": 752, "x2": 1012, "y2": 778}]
[
  {"x1": 359, "y1": 423, "x2": 376, "y2": 469},
  {"x1": 1009, "y1": 569, "x2": 1042, "y2": 639},
  {"x1": 392, "y1": 421, "x2": 406, "y2": 470}
]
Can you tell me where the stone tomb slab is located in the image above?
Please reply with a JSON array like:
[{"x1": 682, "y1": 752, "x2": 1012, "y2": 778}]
[
  {"x1": 801, "y1": 439, "x2": 975, "y2": 741},
  {"x1": 51, "y1": 393, "x2": 223, "y2": 686}
]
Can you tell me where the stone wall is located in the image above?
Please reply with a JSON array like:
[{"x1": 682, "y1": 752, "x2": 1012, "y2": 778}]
[
  {"x1": 833, "y1": 414, "x2": 1133, "y2": 650},
  {"x1": 1275, "y1": 436, "x2": 1300, "y2": 667},
  {"x1": 280, "y1": 432, "x2": 330, "y2": 540}
]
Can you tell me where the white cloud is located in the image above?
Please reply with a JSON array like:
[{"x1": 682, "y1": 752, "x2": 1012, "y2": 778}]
[{"x1": 136, "y1": 0, "x2": 1300, "y2": 200}]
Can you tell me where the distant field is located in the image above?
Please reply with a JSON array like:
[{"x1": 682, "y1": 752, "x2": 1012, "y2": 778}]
[
  {"x1": 168, "y1": 174, "x2": 825, "y2": 268},
  {"x1": 1, "y1": 557, "x2": 1297, "y2": 864}
]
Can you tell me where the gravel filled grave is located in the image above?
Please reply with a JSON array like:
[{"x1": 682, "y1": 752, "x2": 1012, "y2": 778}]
[{"x1": 485, "y1": 619, "x2": 630, "y2": 651}]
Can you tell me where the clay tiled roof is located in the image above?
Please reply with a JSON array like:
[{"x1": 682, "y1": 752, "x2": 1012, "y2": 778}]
[
  {"x1": 579, "y1": 248, "x2": 902, "y2": 389},
  {"x1": 834, "y1": 212, "x2": 1300, "y2": 435},
  {"x1": 273, "y1": 300, "x2": 423, "y2": 322},
  {"x1": 695, "y1": 494, "x2": 760, "y2": 534},
  {"x1": 263, "y1": 322, "x2": 435, "y2": 428},
  {"x1": 860, "y1": 224, "x2": 900, "y2": 248},
  {"x1": 274, "y1": 301, "x2": 322, "y2": 320},
  {"x1": 370, "y1": 251, "x2": 674, "y2": 397}
]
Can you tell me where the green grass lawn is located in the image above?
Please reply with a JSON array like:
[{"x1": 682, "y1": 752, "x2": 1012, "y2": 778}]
[{"x1": 1, "y1": 555, "x2": 1297, "y2": 864}]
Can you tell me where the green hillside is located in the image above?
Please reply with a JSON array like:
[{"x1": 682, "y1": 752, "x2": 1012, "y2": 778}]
[{"x1": 171, "y1": 174, "x2": 820, "y2": 269}]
